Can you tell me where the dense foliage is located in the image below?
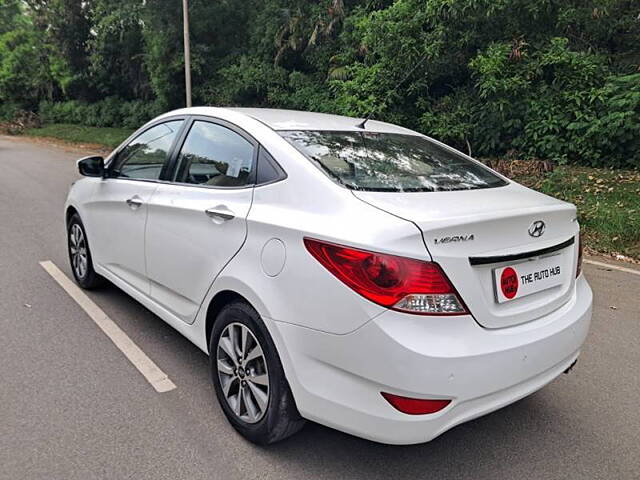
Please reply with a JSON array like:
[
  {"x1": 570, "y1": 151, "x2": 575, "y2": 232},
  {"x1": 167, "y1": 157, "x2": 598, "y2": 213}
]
[{"x1": 1, "y1": 0, "x2": 639, "y2": 167}]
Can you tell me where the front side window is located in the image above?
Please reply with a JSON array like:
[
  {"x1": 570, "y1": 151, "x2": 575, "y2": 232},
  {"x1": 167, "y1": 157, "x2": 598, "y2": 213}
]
[
  {"x1": 110, "y1": 120, "x2": 183, "y2": 180},
  {"x1": 174, "y1": 121, "x2": 254, "y2": 187},
  {"x1": 280, "y1": 131, "x2": 507, "y2": 192}
]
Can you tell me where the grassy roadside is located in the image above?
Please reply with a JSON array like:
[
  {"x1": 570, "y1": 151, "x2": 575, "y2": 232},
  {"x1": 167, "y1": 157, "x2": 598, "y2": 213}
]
[
  {"x1": 16, "y1": 123, "x2": 640, "y2": 261},
  {"x1": 512, "y1": 167, "x2": 640, "y2": 261},
  {"x1": 23, "y1": 123, "x2": 134, "y2": 149}
]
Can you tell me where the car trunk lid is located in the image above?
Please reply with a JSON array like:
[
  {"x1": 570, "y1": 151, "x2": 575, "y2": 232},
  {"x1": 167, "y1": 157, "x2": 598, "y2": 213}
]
[{"x1": 353, "y1": 183, "x2": 579, "y2": 328}]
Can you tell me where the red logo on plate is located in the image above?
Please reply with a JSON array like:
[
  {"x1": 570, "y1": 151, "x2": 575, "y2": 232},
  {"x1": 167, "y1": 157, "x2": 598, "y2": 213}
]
[{"x1": 500, "y1": 267, "x2": 519, "y2": 299}]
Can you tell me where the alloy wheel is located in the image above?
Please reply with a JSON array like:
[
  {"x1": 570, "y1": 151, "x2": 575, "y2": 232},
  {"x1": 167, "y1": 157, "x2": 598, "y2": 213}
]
[
  {"x1": 69, "y1": 224, "x2": 88, "y2": 280},
  {"x1": 216, "y1": 322, "x2": 270, "y2": 424}
]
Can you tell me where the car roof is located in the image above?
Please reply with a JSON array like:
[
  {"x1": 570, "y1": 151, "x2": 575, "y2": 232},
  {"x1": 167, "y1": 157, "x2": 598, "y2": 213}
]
[
  {"x1": 161, "y1": 106, "x2": 420, "y2": 135},
  {"x1": 229, "y1": 108, "x2": 419, "y2": 135}
]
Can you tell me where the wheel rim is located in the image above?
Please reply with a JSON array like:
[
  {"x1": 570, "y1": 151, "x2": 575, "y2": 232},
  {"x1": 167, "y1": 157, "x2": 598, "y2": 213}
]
[
  {"x1": 216, "y1": 322, "x2": 269, "y2": 424},
  {"x1": 69, "y1": 224, "x2": 88, "y2": 280}
]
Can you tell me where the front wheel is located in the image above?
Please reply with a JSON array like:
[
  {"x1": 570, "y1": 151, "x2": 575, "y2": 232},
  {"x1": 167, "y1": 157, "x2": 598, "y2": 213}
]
[
  {"x1": 67, "y1": 213, "x2": 104, "y2": 289},
  {"x1": 210, "y1": 301, "x2": 305, "y2": 444}
]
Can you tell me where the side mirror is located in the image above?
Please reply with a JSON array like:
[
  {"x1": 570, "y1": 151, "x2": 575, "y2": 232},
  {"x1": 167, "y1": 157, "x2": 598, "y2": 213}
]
[{"x1": 77, "y1": 156, "x2": 105, "y2": 177}]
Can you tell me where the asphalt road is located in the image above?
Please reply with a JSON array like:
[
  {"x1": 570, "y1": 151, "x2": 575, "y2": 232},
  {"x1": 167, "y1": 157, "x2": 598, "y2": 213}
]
[{"x1": 1, "y1": 135, "x2": 639, "y2": 480}]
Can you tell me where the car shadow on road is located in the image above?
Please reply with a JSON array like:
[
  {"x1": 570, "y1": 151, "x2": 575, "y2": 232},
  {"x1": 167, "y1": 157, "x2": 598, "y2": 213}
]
[{"x1": 265, "y1": 391, "x2": 592, "y2": 479}]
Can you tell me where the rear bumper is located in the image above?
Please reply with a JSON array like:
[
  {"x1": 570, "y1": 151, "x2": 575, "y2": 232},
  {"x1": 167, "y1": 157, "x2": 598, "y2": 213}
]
[{"x1": 269, "y1": 275, "x2": 593, "y2": 444}]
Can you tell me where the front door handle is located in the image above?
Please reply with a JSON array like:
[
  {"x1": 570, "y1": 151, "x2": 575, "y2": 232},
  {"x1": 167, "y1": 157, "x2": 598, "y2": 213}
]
[
  {"x1": 126, "y1": 196, "x2": 144, "y2": 209},
  {"x1": 205, "y1": 206, "x2": 235, "y2": 221}
]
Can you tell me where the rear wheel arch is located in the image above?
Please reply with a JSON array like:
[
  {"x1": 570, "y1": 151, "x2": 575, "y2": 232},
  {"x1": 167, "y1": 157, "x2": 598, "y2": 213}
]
[
  {"x1": 207, "y1": 291, "x2": 305, "y2": 443},
  {"x1": 205, "y1": 290, "x2": 253, "y2": 353}
]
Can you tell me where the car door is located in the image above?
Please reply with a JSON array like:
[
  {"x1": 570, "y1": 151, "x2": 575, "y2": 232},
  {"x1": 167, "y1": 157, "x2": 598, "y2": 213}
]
[
  {"x1": 145, "y1": 118, "x2": 257, "y2": 323},
  {"x1": 86, "y1": 119, "x2": 185, "y2": 294}
]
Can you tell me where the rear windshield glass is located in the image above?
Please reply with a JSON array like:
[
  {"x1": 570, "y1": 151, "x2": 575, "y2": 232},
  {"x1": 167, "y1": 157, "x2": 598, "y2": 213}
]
[{"x1": 280, "y1": 131, "x2": 507, "y2": 192}]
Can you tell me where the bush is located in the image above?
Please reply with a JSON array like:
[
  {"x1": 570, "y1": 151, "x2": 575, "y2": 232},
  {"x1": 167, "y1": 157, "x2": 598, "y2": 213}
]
[
  {"x1": 38, "y1": 98, "x2": 162, "y2": 129},
  {"x1": 413, "y1": 37, "x2": 639, "y2": 169},
  {"x1": 586, "y1": 74, "x2": 640, "y2": 169},
  {"x1": 0, "y1": 102, "x2": 21, "y2": 121}
]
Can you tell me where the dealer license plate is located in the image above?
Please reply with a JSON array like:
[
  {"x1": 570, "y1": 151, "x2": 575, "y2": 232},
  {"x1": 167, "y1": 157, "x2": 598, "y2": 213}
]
[{"x1": 493, "y1": 255, "x2": 565, "y2": 303}]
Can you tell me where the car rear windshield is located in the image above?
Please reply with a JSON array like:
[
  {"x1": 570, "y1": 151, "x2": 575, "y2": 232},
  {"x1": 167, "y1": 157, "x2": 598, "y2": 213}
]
[{"x1": 280, "y1": 130, "x2": 507, "y2": 192}]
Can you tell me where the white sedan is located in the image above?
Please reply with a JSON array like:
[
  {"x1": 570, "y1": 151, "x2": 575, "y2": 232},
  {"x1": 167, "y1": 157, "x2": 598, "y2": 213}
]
[{"x1": 65, "y1": 107, "x2": 592, "y2": 445}]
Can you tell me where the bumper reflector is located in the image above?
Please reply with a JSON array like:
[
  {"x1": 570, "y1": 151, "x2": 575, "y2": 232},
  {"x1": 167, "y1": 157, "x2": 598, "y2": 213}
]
[{"x1": 381, "y1": 392, "x2": 451, "y2": 415}]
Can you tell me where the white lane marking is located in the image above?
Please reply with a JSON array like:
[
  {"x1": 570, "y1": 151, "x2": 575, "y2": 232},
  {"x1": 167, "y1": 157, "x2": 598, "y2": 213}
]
[
  {"x1": 39, "y1": 260, "x2": 176, "y2": 393},
  {"x1": 584, "y1": 259, "x2": 640, "y2": 277}
]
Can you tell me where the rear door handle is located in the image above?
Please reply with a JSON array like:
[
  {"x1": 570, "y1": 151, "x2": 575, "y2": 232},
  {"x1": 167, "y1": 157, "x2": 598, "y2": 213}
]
[
  {"x1": 205, "y1": 206, "x2": 235, "y2": 221},
  {"x1": 126, "y1": 196, "x2": 144, "y2": 209}
]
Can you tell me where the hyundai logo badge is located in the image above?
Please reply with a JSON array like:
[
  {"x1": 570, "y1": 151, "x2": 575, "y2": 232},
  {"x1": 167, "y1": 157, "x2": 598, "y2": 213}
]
[{"x1": 528, "y1": 220, "x2": 546, "y2": 238}]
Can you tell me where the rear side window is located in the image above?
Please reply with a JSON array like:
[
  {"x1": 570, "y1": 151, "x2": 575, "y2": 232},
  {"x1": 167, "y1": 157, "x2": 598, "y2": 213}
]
[
  {"x1": 111, "y1": 121, "x2": 183, "y2": 180},
  {"x1": 280, "y1": 131, "x2": 507, "y2": 192},
  {"x1": 175, "y1": 121, "x2": 255, "y2": 187},
  {"x1": 256, "y1": 147, "x2": 286, "y2": 185}
]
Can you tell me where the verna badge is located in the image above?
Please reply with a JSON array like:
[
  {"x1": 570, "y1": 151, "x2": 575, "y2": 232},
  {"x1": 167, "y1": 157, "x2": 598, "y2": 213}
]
[
  {"x1": 434, "y1": 234, "x2": 475, "y2": 245},
  {"x1": 528, "y1": 220, "x2": 546, "y2": 238}
]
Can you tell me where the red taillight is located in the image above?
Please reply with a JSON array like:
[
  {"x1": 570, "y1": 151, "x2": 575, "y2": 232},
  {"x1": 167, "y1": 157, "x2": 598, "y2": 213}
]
[
  {"x1": 576, "y1": 234, "x2": 583, "y2": 278},
  {"x1": 303, "y1": 238, "x2": 468, "y2": 315},
  {"x1": 381, "y1": 392, "x2": 451, "y2": 415}
]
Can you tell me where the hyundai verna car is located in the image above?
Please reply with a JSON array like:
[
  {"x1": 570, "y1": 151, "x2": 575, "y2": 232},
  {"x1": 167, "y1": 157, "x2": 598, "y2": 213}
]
[{"x1": 65, "y1": 107, "x2": 593, "y2": 445}]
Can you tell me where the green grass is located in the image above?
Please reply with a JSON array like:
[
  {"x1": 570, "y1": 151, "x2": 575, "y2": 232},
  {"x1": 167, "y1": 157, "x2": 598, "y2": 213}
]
[
  {"x1": 516, "y1": 166, "x2": 640, "y2": 260},
  {"x1": 23, "y1": 123, "x2": 134, "y2": 149}
]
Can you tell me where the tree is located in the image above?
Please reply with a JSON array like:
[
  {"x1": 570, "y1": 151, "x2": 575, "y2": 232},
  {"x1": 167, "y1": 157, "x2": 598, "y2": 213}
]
[
  {"x1": 142, "y1": 0, "x2": 184, "y2": 110},
  {"x1": 88, "y1": 0, "x2": 150, "y2": 101},
  {"x1": 1, "y1": 0, "x2": 638, "y2": 167},
  {"x1": 0, "y1": 12, "x2": 55, "y2": 113},
  {"x1": 24, "y1": 0, "x2": 92, "y2": 99}
]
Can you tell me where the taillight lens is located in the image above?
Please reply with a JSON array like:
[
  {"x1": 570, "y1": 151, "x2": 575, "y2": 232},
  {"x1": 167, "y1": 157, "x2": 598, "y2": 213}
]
[
  {"x1": 304, "y1": 238, "x2": 468, "y2": 315},
  {"x1": 576, "y1": 234, "x2": 583, "y2": 278}
]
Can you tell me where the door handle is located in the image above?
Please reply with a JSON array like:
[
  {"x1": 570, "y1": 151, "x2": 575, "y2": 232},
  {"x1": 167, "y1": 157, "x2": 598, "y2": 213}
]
[
  {"x1": 205, "y1": 206, "x2": 235, "y2": 221},
  {"x1": 126, "y1": 196, "x2": 144, "y2": 209}
]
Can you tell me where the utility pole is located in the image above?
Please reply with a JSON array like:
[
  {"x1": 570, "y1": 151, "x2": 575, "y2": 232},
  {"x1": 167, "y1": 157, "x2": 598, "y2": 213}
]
[{"x1": 182, "y1": 0, "x2": 192, "y2": 107}]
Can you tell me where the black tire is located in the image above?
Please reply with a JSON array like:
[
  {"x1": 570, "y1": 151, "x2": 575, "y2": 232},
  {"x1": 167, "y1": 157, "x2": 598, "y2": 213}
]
[
  {"x1": 210, "y1": 301, "x2": 305, "y2": 444},
  {"x1": 67, "y1": 213, "x2": 105, "y2": 289}
]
